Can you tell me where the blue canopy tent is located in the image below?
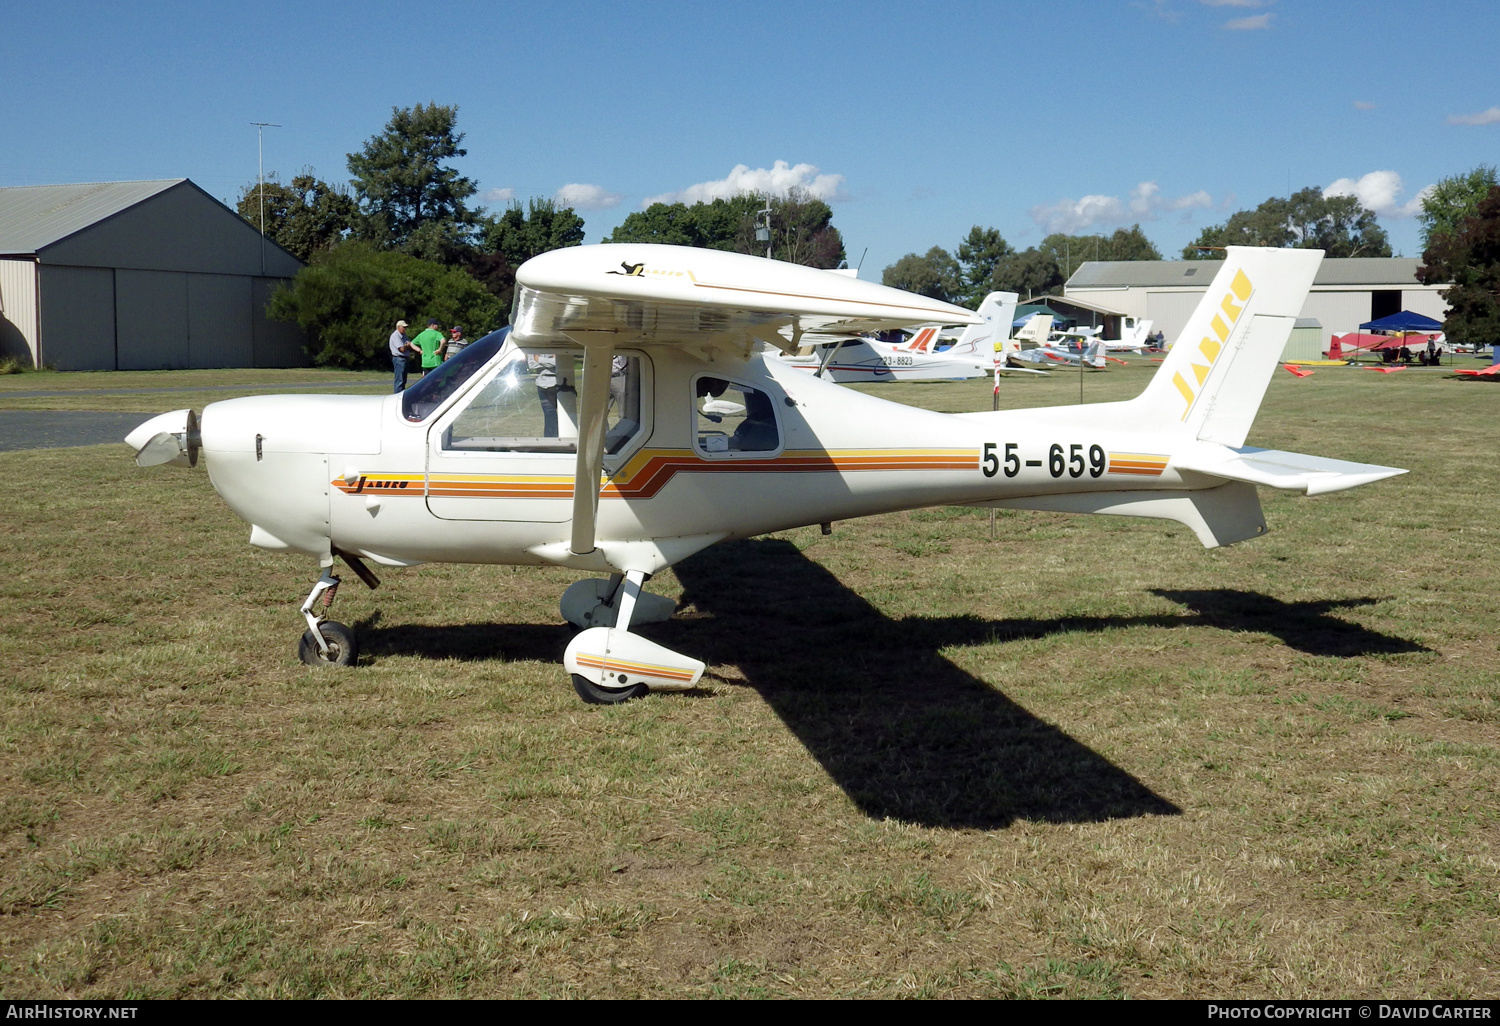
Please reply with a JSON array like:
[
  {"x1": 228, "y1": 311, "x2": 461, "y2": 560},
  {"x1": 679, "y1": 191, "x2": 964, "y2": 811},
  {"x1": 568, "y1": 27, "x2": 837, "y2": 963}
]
[{"x1": 1359, "y1": 311, "x2": 1443, "y2": 332}]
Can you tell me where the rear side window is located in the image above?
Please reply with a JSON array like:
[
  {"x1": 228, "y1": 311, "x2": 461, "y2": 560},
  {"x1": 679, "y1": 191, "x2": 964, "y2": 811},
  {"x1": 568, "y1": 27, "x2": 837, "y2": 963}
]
[{"x1": 694, "y1": 377, "x2": 780, "y2": 456}]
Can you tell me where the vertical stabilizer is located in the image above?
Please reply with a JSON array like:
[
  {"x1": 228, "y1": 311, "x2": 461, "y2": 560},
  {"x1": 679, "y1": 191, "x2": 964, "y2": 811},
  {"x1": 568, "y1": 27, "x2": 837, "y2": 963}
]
[
  {"x1": 948, "y1": 291, "x2": 1018, "y2": 358},
  {"x1": 1014, "y1": 314, "x2": 1054, "y2": 346},
  {"x1": 1134, "y1": 247, "x2": 1321, "y2": 447}
]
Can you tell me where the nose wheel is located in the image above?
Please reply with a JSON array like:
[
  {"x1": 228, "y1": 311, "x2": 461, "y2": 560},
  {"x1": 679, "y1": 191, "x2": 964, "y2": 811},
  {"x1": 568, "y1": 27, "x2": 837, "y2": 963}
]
[
  {"x1": 296, "y1": 553, "x2": 379, "y2": 668},
  {"x1": 299, "y1": 621, "x2": 358, "y2": 666}
]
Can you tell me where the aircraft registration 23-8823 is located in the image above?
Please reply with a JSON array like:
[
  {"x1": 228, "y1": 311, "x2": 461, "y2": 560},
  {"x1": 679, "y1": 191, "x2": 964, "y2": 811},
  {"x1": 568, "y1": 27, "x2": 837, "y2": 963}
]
[{"x1": 126, "y1": 244, "x2": 1405, "y2": 704}]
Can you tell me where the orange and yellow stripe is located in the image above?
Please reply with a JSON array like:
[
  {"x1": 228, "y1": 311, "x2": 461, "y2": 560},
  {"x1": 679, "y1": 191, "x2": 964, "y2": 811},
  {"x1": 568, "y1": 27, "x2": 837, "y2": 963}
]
[
  {"x1": 333, "y1": 447, "x2": 979, "y2": 501},
  {"x1": 1107, "y1": 452, "x2": 1169, "y2": 477},
  {"x1": 573, "y1": 651, "x2": 699, "y2": 684}
]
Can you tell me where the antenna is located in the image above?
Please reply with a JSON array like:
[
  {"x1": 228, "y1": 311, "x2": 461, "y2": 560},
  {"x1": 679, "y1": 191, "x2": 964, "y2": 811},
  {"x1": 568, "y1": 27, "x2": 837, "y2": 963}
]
[{"x1": 250, "y1": 122, "x2": 282, "y2": 275}]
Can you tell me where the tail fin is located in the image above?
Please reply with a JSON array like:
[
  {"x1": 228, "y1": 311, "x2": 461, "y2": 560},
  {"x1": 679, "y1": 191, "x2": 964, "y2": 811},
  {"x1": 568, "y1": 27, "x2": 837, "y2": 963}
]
[
  {"x1": 1014, "y1": 314, "x2": 1054, "y2": 346},
  {"x1": 1133, "y1": 247, "x2": 1321, "y2": 447},
  {"x1": 1119, "y1": 318, "x2": 1152, "y2": 350},
  {"x1": 899, "y1": 326, "x2": 942, "y2": 353},
  {"x1": 947, "y1": 291, "x2": 1018, "y2": 358}
]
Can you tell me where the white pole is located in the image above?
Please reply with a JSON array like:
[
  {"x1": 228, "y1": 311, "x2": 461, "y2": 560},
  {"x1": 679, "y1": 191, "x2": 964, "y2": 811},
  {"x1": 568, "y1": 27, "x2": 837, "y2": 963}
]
[{"x1": 250, "y1": 122, "x2": 281, "y2": 275}]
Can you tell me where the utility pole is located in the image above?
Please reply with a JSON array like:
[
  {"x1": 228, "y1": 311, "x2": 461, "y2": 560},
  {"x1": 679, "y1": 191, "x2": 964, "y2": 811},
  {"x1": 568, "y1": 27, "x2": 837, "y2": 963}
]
[
  {"x1": 755, "y1": 197, "x2": 773, "y2": 259},
  {"x1": 250, "y1": 122, "x2": 281, "y2": 275}
]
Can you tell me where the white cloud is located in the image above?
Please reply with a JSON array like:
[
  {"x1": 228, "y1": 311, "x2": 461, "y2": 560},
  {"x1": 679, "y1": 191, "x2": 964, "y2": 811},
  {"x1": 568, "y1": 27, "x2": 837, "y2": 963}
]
[
  {"x1": 1353, "y1": 100, "x2": 1377, "y2": 110},
  {"x1": 1447, "y1": 107, "x2": 1500, "y2": 126},
  {"x1": 1029, "y1": 181, "x2": 1215, "y2": 234},
  {"x1": 555, "y1": 183, "x2": 622, "y2": 210},
  {"x1": 1225, "y1": 12, "x2": 1274, "y2": 29},
  {"x1": 482, "y1": 187, "x2": 515, "y2": 203},
  {"x1": 643, "y1": 161, "x2": 846, "y2": 207},
  {"x1": 1323, "y1": 170, "x2": 1432, "y2": 219}
]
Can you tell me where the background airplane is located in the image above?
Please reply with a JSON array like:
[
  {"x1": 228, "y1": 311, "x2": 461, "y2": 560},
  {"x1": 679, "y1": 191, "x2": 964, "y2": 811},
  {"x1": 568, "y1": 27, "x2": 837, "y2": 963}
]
[{"x1": 772, "y1": 291, "x2": 1018, "y2": 382}]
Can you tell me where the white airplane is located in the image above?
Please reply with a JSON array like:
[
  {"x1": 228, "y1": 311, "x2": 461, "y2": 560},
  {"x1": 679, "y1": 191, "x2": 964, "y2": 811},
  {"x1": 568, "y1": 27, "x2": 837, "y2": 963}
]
[
  {"x1": 1003, "y1": 315, "x2": 1112, "y2": 370},
  {"x1": 126, "y1": 244, "x2": 1404, "y2": 704},
  {"x1": 1063, "y1": 318, "x2": 1156, "y2": 353},
  {"x1": 772, "y1": 291, "x2": 1019, "y2": 382}
]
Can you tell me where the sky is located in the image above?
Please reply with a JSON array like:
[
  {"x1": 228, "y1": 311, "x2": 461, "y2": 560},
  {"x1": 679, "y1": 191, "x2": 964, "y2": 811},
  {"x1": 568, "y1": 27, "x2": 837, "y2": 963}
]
[{"x1": 4, "y1": 1, "x2": 1497, "y2": 273}]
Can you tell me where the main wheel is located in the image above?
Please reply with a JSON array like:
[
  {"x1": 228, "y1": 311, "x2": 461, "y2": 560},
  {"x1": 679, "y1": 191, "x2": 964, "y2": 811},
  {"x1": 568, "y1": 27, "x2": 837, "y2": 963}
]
[
  {"x1": 571, "y1": 673, "x2": 649, "y2": 705},
  {"x1": 298, "y1": 621, "x2": 358, "y2": 667}
]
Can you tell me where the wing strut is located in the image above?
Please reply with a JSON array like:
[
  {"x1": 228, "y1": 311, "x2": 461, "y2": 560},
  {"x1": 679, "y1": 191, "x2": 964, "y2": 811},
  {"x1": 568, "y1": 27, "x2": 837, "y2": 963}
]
[{"x1": 567, "y1": 334, "x2": 617, "y2": 555}]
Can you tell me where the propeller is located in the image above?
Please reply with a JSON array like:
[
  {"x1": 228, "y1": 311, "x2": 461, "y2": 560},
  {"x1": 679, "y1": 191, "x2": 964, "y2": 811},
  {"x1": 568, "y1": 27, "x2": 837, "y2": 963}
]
[{"x1": 126, "y1": 409, "x2": 200, "y2": 468}]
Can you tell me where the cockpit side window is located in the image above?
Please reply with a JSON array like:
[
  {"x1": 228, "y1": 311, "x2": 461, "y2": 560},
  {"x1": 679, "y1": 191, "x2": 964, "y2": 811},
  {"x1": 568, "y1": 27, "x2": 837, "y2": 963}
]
[
  {"x1": 402, "y1": 327, "x2": 509, "y2": 422},
  {"x1": 694, "y1": 377, "x2": 781, "y2": 456},
  {"x1": 442, "y1": 349, "x2": 646, "y2": 455}
]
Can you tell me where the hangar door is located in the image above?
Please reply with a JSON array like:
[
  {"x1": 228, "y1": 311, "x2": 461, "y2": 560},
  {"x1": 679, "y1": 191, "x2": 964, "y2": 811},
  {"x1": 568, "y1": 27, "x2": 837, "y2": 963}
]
[{"x1": 39, "y1": 266, "x2": 115, "y2": 371}]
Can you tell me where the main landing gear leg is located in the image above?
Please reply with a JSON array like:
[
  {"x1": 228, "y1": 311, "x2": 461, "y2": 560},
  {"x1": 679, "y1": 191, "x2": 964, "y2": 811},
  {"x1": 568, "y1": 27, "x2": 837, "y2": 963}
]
[{"x1": 563, "y1": 569, "x2": 705, "y2": 704}]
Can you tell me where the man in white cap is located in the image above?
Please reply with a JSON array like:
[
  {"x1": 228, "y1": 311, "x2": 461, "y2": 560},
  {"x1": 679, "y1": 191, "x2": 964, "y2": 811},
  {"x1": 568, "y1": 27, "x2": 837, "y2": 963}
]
[{"x1": 389, "y1": 319, "x2": 413, "y2": 392}]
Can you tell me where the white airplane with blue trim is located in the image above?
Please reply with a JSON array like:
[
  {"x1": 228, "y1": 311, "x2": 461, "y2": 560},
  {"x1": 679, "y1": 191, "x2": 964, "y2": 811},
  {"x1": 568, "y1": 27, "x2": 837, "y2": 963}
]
[{"x1": 127, "y1": 244, "x2": 1405, "y2": 704}]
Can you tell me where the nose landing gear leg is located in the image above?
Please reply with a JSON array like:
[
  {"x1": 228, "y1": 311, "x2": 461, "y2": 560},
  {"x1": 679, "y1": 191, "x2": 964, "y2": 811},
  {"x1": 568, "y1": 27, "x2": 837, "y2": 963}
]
[{"x1": 298, "y1": 568, "x2": 357, "y2": 667}]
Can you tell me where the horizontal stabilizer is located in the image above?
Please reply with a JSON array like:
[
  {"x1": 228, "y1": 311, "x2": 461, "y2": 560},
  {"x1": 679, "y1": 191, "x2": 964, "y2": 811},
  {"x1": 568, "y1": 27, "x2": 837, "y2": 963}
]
[
  {"x1": 1175, "y1": 447, "x2": 1406, "y2": 496},
  {"x1": 971, "y1": 481, "x2": 1267, "y2": 549}
]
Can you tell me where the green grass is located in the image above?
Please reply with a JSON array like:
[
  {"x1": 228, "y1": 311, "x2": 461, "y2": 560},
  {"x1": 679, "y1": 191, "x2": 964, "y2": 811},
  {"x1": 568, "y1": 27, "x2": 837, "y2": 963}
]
[{"x1": 0, "y1": 361, "x2": 1497, "y2": 997}]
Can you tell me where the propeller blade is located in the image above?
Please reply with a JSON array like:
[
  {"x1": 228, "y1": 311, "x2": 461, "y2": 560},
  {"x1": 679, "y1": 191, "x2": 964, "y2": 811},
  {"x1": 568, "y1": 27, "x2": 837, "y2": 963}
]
[{"x1": 134, "y1": 432, "x2": 186, "y2": 467}]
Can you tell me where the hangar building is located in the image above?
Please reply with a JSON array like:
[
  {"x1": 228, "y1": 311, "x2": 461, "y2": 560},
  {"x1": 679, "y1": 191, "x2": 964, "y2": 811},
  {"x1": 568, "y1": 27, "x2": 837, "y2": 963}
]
[
  {"x1": 0, "y1": 179, "x2": 308, "y2": 370},
  {"x1": 1063, "y1": 257, "x2": 1448, "y2": 353}
]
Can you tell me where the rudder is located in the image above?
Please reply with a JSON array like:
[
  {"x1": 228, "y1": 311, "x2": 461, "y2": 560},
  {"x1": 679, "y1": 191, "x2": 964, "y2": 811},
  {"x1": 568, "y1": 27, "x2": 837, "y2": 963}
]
[{"x1": 1135, "y1": 247, "x2": 1321, "y2": 447}]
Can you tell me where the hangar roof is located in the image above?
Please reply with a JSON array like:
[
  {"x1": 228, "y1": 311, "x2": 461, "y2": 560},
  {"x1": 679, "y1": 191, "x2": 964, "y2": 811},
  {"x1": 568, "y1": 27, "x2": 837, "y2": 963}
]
[
  {"x1": 0, "y1": 180, "x2": 183, "y2": 256},
  {"x1": 1067, "y1": 257, "x2": 1429, "y2": 290}
]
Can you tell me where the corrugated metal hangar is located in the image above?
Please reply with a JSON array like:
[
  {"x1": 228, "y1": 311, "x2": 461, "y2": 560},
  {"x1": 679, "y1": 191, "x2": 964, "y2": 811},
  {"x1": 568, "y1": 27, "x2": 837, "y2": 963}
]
[
  {"x1": 0, "y1": 179, "x2": 308, "y2": 370},
  {"x1": 1064, "y1": 258, "x2": 1448, "y2": 353}
]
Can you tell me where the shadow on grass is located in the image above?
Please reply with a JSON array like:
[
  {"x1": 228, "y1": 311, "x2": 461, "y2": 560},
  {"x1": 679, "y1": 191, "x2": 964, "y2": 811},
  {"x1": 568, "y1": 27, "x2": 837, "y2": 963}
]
[
  {"x1": 660, "y1": 539, "x2": 1180, "y2": 830},
  {"x1": 350, "y1": 540, "x2": 1426, "y2": 830},
  {"x1": 1149, "y1": 590, "x2": 1428, "y2": 658}
]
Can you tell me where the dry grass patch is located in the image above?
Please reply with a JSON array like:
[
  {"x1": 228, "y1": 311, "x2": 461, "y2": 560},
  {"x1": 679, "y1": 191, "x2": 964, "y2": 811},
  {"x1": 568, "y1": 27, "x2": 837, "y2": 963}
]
[{"x1": 0, "y1": 364, "x2": 1496, "y2": 997}]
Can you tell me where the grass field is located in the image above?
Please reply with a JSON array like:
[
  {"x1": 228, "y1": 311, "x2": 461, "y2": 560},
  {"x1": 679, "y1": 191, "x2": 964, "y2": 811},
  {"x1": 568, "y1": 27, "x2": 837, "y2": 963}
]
[{"x1": 1, "y1": 360, "x2": 1497, "y2": 998}]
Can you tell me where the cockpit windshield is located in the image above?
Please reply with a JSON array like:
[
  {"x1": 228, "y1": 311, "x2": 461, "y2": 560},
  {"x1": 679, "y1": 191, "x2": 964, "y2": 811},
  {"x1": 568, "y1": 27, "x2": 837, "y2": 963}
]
[{"x1": 401, "y1": 327, "x2": 511, "y2": 422}]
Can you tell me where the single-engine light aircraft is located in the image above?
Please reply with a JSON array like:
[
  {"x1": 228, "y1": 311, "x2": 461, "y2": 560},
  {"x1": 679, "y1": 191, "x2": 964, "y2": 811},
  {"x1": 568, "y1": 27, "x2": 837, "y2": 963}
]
[{"x1": 127, "y1": 244, "x2": 1405, "y2": 704}]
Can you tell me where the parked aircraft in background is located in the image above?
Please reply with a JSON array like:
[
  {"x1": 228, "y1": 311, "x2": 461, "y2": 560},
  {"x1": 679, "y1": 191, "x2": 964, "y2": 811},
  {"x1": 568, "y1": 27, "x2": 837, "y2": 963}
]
[
  {"x1": 1065, "y1": 318, "x2": 1157, "y2": 353},
  {"x1": 127, "y1": 244, "x2": 1404, "y2": 704},
  {"x1": 773, "y1": 291, "x2": 1018, "y2": 382}
]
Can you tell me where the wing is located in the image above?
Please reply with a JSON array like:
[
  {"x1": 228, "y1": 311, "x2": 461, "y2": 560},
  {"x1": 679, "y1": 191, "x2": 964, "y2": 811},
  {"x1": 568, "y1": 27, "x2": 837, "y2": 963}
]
[
  {"x1": 509, "y1": 244, "x2": 980, "y2": 558},
  {"x1": 510, "y1": 244, "x2": 979, "y2": 354}
]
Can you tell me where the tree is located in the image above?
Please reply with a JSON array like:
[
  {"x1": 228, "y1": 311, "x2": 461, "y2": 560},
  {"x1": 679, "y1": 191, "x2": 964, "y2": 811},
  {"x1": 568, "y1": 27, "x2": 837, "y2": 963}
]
[
  {"x1": 1419, "y1": 165, "x2": 1499, "y2": 251},
  {"x1": 482, "y1": 198, "x2": 587, "y2": 268},
  {"x1": 1038, "y1": 226, "x2": 1162, "y2": 283},
  {"x1": 608, "y1": 191, "x2": 845, "y2": 268},
  {"x1": 990, "y1": 248, "x2": 1064, "y2": 299},
  {"x1": 1184, "y1": 187, "x2": 1390, "y2": 258},
  {"x1": 267, "y1": 242, "x2": 502, "y2": 368},
  {"x1": 1418, "y1": 185, "x2": 1500, "y2": 349},
  {"x1": 235, "y1": 170, "x2": 356, "y2": 262},
  {"x1": 882, "y1": 247, "x2": 962, "y2": 302},
  {"x1": 954, "y1": 227, "x2": 1013, "y2": 307},
  {"x1": 346, "y1": 103, "x2": 481, "y2": 251},
  {"x1": 463, "y1": 198, "x2": 587, "y2": 315}
]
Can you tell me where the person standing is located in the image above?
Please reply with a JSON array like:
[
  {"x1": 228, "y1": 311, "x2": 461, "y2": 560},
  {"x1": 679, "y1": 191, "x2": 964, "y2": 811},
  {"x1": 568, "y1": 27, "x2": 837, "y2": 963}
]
[
  {"x1": 442, "y1": 324, "x2": 469, "y2": 361},
  {"x1": 411, "y1": 319, "x2": 445, "y2": 377},
  {"x1": 389, "y1": 319, "x2": 413, "y2": 393}
]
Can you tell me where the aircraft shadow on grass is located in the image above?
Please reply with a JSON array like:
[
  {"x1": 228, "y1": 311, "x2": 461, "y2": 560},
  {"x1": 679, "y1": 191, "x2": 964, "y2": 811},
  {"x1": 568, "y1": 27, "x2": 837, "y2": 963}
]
[{"x1": 356, "y1": 539, "x2": 1426, "y2": 830}]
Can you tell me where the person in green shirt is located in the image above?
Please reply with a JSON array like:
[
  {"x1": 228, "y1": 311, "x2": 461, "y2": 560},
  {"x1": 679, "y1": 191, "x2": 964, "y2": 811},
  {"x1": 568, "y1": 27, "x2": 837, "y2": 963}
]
[{"x1": 411, "y1": 319, "x2": 445, "y2": 374}]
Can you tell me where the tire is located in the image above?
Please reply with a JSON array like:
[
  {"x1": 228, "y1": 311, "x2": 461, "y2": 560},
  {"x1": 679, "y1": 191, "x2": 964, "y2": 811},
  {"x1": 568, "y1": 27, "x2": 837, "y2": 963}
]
[
  {"x1": 298, "y1": 621, "x2": 358, "y2": 667},
  {"x1": 571, "y1": 673, "x2": 649, "y2": 705}
]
